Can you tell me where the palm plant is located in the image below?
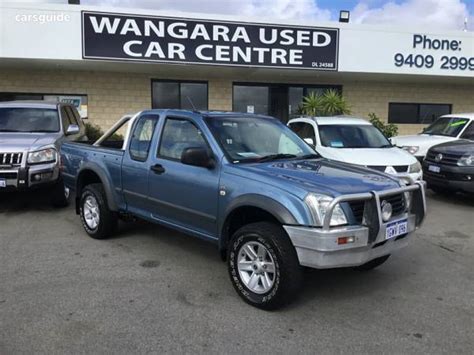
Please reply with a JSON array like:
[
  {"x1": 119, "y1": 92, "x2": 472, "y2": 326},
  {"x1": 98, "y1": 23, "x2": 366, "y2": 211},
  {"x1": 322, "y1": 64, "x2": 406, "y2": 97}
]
[
  {"x1": 301, "y1": 92, "x2": 323, "y2": 116},
  {"x1": 320, "y1": 89, "x2": 351, "y2": 116},
  {"x1": 300, "y1": 89, "x2": 351, "y2": 116}
]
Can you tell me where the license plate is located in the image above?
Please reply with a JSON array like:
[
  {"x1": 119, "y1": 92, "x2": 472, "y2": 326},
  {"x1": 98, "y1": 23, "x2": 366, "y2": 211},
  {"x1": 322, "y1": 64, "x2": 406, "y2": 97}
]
[
  {"x1": 428, "y1": 165, "x2": 441, "y2": 173},
  {"x1": 0, "y1": 179, "x2": 6, "y2": 188},
  {"x1": 385, "y1": 219, "x2": 408, "y2": 240}
]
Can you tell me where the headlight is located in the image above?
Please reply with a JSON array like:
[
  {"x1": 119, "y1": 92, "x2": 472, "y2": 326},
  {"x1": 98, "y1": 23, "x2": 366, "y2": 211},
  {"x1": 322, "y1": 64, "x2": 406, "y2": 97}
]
[
  {"x1": 304, "y1": 193, "x2": 347, "y2": 227},
  {"x1": 409, "y1": 161, "x2": 421, "y2": 173},
  {"x1": 27, "y1": 148, "x2": 57, "y2": 165},
  {"x1": 457, "y1": 154, "x2": 474, "y2": 166},
  {"x1": 402, "y1": 146, "x2": 419, "y2": 155}
]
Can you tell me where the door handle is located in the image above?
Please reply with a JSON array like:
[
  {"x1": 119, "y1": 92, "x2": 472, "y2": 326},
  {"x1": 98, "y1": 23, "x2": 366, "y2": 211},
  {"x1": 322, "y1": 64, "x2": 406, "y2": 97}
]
[{"x1": 151, "y1": 164, "x2": 166, "y2": 174}]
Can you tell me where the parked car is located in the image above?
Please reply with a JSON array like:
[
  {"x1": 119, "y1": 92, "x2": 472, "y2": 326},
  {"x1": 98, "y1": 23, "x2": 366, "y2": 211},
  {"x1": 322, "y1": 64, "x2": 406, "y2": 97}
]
[
  {"x1": 422, "y1": 139, "x2": 474, "y2": 194},
  {"x1": 390, "y1": 113, "x2": 474, "y2": 161},
  {"x1": 0, "y1": 101, "x2": 87, "y2": 206},
  {"x1": 287, "y1": 116, "x2": 422, "y2": 184},
  {"x1": 61, "y1": 110, "x2": 426, "y2": 310}
]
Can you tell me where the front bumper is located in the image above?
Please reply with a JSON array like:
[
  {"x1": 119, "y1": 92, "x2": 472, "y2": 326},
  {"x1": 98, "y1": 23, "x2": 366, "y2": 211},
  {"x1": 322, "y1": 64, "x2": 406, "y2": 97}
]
[
  {"x1": 0, "y1": 158, "x2": 60, "y2": 191},
  {"x1": 422, "y1": 161, "x2": 474, "y2": 193},
  {"x1": 284, "y1": 182, "x2": 426, "y2": 269}
]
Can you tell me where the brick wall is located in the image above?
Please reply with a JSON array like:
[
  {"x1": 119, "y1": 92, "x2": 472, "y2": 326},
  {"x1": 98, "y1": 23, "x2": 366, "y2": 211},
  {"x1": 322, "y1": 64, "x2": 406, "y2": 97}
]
[
  {"x1": 343, "y1": 81, "x2": 474, "y2": 135},
  {"x1": 0, "y1": 68, "x2": 472, "y2": 134}
]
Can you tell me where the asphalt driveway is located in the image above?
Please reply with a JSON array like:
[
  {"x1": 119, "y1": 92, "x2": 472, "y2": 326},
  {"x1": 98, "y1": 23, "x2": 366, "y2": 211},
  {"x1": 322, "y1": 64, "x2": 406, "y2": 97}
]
[{"x1": 0, "y1": 189, "x2": 473, "y2": 354}]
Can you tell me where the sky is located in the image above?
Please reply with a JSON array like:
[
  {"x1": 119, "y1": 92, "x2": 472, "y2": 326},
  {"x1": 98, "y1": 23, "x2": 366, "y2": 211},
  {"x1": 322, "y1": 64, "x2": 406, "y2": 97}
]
[{"x1": 21, "y1": 0, "x2": 474, "y2": 31}]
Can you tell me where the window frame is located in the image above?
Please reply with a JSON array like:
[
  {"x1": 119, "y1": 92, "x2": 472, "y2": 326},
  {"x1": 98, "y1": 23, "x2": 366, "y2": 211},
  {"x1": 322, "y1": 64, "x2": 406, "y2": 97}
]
[
  {"x1": 156, "y1": 116, "x2": 212, "y2": 163},
  {"x1": 128, "y1": 114, "x2": 160, "y2": 162},
  {"x1": 232, "y1": 82, "x2": 343, "y2": 116},
  {"x1": 150, "y1": 79, "x2": 209, "y2": 111},
  {"x1": 388, "y1": 102, "x2": 452, "y2": 124}
]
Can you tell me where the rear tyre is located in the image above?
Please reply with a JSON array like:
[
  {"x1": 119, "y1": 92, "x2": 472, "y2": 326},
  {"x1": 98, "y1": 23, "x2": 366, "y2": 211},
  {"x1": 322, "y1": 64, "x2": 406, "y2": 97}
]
[
  {"x1": 354, "y1": 255, "x2": 390, "y2": 271},
  {"x1": 227, "y1": 222, "x2": 303, "y2": 310},
  {"x1": 79, "y1": 183, "x2": 117, "y2": 239},
  {"x1": 51, "y1": 178, "x2": 70, "y2": 208}
]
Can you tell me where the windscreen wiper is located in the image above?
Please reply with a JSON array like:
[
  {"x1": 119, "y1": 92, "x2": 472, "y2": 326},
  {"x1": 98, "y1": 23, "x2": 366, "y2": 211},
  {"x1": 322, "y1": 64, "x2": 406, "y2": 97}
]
[
  {"x1": 0, "y1": 129, "x2": 23, "y2": 132},
  {"x1": 297, "y1": 153, "x2": 320, "y2": 159},
  {"x1": 257, "y1": 153, "x2": 297, "y2": 162},
  {"x1": 378, "y1": 144, "x2": 393, "y2": 148}
]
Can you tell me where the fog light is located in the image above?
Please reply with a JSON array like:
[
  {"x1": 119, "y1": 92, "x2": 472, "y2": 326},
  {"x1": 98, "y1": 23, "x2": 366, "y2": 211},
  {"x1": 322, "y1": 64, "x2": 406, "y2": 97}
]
[
  {"x1": 381, "y1": 200, "x2": 393, "y2": 222},
  {"x1": 33, "y1": 174, "x2": 41, "y2": 181},
  {"x1": 337, "y1": 236, "x2": 355, "y2": 245}
]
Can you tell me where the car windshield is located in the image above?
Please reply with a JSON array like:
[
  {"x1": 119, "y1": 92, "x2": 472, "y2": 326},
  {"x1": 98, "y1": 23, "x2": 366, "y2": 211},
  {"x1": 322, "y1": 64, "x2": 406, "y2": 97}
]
[
  {"x1": 205, "y1": 116, "x2": 317, "y2": 163},
  {"x1": 318, "y1": 124, "x2": 392, "y2": 148},
  {"x1": 0, "y1": 107, "x2": 60, "y2": 133},
  {"x1": 423, "y1": 117, "x2": 469, "y2": 137}
]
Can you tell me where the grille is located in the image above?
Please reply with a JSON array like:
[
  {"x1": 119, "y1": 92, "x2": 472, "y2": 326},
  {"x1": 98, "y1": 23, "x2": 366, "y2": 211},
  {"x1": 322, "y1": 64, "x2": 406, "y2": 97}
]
[
  {"x1": 348, "y1": 200, "x2": 365, "y2": 223},
  {"x1": 425, "y1": 150, "x2": 461, "y2": 166},
  {"x1": 0, "y1": 152, "x2": 23, "y2": 166},
  {"x1": 381, "y1": 194, "x2": 406, "y2": 217},
  {"x1": 366, "y1": 165, "x2": 409, "y2": 173},
  {"x1": 0, "y1": 172, "x2": 17, "y2": 179},
  {"x1": 348, "y1": 193, "x2": 406, "y2": 224}
]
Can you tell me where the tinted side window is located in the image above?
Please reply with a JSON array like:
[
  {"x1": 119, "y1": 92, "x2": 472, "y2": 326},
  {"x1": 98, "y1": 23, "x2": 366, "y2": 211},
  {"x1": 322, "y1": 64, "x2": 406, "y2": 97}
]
[
  {"x1": 158, "y1": 118, "x2": 207, "y2": 160},
  {"x1": 289, "y1": 122, "x2": 315, "y2": 144},
  {"x1": 460, "y1": 122, "x2": 474, "y2": 140},
  {"x1": 129, "y1": 116, "x2": 159, "y2": 161}
]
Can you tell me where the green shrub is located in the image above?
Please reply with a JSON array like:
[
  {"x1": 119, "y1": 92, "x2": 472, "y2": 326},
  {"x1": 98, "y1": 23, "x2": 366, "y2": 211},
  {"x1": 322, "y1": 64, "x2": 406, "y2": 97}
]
[
  {"x1": 368, "y1": 112, "x2": 398, "y2": 138},
  {"x1": 84, "y1": 122, "x2": 123, "y2": 142},
  {"x1": 301, "y1": 89, "x2": 350, "y2": 116}
]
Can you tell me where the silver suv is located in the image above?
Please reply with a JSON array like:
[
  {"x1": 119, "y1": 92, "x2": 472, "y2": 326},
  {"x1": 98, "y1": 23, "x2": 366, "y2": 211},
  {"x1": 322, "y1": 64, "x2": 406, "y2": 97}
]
[{"x1": 0, "y1": 101, "x2": 87, "y2": 206}]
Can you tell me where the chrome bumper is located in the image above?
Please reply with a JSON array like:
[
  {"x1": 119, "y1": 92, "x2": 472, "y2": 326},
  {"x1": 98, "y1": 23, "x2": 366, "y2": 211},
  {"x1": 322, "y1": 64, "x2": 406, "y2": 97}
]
[
  {"x1": 285, "y1": 182, "x2": 426, "y2": 269},
  {"x1": 0, "y1": 153, "x2": 60, "y2": 190}
]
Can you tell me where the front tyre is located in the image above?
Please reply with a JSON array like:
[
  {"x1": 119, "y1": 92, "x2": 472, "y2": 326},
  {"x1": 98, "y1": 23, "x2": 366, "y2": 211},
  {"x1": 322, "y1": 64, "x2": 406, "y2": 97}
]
[
  {"x1": 79, "y1": 183, "x2": 117, "y2": 239},
  {"x1": 227, "y1": 222, "x2": 303, "y2": 310}
]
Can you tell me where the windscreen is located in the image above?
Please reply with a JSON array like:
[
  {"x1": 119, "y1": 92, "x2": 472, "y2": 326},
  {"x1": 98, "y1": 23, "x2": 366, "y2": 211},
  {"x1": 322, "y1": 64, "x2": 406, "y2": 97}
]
[
  {"x1": 318, "y1": 124, "x2": 391, "y2": 148},
  {"x1": 205, "y1": 116, "x2": 315, "y2": 162},
  {"x1": 423, "y1": 117, "x2": 469, "y2": 137},
  {"x1": 0, "y1": 108, "x2": 60, "y2": 133}
]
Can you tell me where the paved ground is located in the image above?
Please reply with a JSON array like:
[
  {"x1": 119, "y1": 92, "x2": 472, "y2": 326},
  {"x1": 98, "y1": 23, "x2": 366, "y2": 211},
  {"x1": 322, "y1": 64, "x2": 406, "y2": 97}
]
[{"x1": 0, "y1": 189, "x2": 473, "y2": 354}]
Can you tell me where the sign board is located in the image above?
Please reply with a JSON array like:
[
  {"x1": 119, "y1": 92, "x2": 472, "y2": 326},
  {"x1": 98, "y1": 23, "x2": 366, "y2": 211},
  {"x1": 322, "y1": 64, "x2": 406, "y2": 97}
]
[{"x1": 82, "y1": 11, "x2": 339, "y2": 70}]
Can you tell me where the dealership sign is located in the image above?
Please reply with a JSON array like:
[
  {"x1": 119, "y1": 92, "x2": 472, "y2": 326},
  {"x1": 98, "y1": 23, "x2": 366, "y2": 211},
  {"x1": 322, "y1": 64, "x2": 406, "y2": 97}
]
[{"x1": 82, "y1": 11, "x2": 339, "y2": 70}]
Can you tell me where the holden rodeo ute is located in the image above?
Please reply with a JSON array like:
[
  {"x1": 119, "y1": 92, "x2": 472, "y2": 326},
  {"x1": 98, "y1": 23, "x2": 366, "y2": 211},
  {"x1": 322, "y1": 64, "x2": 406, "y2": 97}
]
[{"x1": 60, "y1": 110, "x2": 426, "y2": 310}]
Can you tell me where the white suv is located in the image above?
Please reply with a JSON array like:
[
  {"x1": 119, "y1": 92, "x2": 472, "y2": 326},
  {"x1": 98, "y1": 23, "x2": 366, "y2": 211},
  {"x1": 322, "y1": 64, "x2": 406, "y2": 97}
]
[
  {"x1": 288, "y1": 116, "x2": 422, "y2": 184},
  {"x1": 390, "y1": 113, "x2": 474, "y2": 161}
]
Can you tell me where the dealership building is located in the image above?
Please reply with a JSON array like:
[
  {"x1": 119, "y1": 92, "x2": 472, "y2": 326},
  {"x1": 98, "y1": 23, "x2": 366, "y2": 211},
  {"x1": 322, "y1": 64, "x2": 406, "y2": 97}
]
[{"x1": 0, "y1": 2, "x2": 473, "y2": 134}]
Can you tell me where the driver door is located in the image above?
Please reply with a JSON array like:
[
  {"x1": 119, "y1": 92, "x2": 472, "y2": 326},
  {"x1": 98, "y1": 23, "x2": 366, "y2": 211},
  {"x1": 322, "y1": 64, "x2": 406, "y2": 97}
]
[{"x1": 147, "y1": 116, "x2": 219, "y2": 239}]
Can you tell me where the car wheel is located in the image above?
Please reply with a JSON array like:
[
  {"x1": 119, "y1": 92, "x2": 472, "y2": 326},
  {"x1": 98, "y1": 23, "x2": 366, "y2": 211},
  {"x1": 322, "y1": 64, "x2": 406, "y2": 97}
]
[
  {"x1": 51, "y1": 179, "x2": 70, "y2": 208},
  {"x1": 354, "y1": 255, "x2": 390, "y2": 271},
  {"x1": 227, "y1": 222, "x2": 303, "y2": 310},
  {"x1": 79, "y1": 183, "x2": 117, "y2": 239}
]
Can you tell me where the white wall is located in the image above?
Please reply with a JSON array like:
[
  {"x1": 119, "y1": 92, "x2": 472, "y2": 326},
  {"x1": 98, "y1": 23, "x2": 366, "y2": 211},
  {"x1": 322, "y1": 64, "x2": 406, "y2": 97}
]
[{"x1": 0, "y1": 2, "x2": 472, "y2": 78}]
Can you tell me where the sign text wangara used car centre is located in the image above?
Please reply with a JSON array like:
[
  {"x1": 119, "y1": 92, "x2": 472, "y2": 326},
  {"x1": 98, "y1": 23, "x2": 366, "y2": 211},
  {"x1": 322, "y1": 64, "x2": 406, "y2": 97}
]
[{"x1": 82, "y1": 11, "x2": 339, "y2": 70}]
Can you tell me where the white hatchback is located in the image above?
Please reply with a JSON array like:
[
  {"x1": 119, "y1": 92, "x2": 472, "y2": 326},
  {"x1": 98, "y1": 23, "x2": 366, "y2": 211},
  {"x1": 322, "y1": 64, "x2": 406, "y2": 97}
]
[{"x1": 288, "y1": 116, "x2": 422, "y2": 184}]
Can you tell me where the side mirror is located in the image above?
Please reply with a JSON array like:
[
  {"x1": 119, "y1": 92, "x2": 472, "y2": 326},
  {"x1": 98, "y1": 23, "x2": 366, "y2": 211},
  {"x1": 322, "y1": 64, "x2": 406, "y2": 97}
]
[
  {"x1": 304, "y1": 137, "x2": 315, "y2": 147},
  {"x1": 66, "y1": 124, "x2": 80, "y2": 135},
  {"x1": 181, "y1": 147, "x2": 214, "y2": 168}
]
